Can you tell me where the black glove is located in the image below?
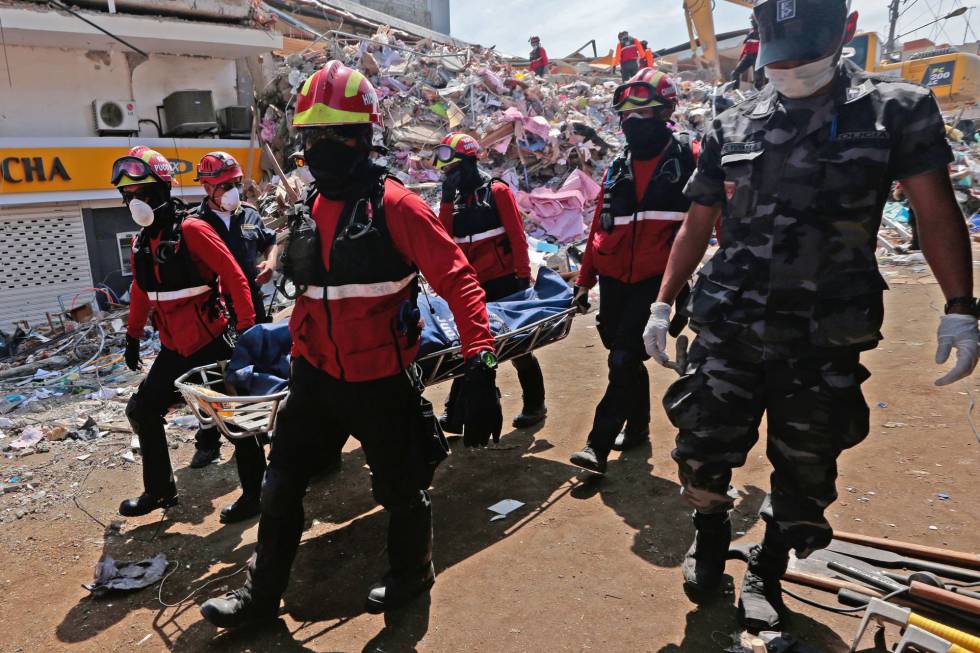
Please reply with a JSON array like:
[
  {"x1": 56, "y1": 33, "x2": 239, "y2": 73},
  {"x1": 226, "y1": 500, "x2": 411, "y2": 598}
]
[
  {"x1": 124, "y1": 335, "x2": 142, "y2": 371},
  {"x1": 573, "y1": 286, "x2": 591, "y2": 315},
  {"x1": 463, "y1": 352, "x2": 502, "y2": 448}
]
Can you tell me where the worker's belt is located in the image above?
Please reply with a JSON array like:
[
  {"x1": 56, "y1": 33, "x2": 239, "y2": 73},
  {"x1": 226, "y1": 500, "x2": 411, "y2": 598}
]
[
  {"x1": 612, "y1": 211, "x2": 686, "y2": 227},
  {"x1": 453, "y1": 227, "x2": 506, "y2": 244},
  {"x1": 303, "y1": 273, "x2": 417, "y2": 301},
  {"x1": 148, "y1": 285, "x2": 211, "y2": 302}
]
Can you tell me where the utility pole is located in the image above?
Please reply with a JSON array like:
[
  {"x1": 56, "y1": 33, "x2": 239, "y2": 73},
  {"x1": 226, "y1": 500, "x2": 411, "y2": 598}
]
[{"x1": 885, "y1": 0, "x2": 901, "y2": 57}]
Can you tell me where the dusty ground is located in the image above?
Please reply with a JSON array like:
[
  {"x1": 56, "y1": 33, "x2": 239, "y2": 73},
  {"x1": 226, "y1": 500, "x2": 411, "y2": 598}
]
[{"x1": 1, "y1": 263, "x2": 978, "y2": 653}]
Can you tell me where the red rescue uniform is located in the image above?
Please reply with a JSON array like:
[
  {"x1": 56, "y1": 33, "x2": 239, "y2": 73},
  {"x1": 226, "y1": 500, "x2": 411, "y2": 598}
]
[
  {"x1": 438, "y1": 181, "x2": 532, "y2": 285},
  {"x1": 530, "y1": 46, "x2": 549, "y2": 75},
  {"x1": 291, "y1": 179, "x2": 494, "y2": 382},
  {"x1": 614, "y1": 38, "x2": 647, "y2": 66},
  {"x1": 127, "y1": 218, "x2": 255, "y2": 357}
]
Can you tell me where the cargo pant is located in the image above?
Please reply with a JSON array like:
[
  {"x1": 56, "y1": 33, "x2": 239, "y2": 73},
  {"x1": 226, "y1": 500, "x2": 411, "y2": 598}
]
[{"x1": 663, "y1": 343, "x2": 871, "y2": 557}]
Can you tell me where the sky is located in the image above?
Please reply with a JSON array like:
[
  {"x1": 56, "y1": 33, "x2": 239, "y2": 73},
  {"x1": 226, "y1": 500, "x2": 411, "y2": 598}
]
[{"x1": 448, "y1": 0, "x2": 977, "y2": 58}]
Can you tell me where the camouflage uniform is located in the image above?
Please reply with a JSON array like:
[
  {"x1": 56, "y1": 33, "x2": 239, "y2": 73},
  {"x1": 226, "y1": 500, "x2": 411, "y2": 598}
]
[{"x1": 666, "y1": 61, "x2": 953, "y2": 556}]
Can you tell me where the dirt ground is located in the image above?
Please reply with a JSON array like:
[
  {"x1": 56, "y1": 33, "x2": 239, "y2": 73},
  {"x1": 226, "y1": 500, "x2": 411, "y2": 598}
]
[{"x1": 1, "y1": 265, "x2": 978, "y2": 653}]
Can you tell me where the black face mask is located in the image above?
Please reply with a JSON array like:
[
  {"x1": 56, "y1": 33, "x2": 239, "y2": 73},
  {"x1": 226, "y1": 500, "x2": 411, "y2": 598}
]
[
  {"x1": 456, "y1": 158, "x2": 487, "y2": 193},
  {"x1": 305, "y1": 140, "x2": 372, "y2": 200},
  {"x1": 622, "y1": 117, "x2": 673, "y2": 160}
]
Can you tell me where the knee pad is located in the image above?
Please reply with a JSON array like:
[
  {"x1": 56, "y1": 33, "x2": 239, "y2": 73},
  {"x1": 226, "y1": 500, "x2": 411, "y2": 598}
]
[
  {"x1": 373, "y1": 484, "x2": 429, "y2": 515},
  {"x1": 125, "y1": 394, "x2": 158, "y2": 434},
  {"x1": 608, "y1": 349, "x2": 641, "y2": 385}
]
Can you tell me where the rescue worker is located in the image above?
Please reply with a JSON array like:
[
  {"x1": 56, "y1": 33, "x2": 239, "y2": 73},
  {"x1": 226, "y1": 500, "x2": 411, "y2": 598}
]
[
  {"x1": 435, "y1": 132, "x2": 548, "y2": 431},
  {"x1": 529, "y1": 36, "x2": 549, "y2": 77},
  {"x1": 115, "y1": 146, "x2": 266, "y2": 523},
  {"x1": 200, "y1": 61, "x2": 502, "y2": 627},
  {"x1": 568, "y1": 68, "x2": 695, "y2": 475},
  {"x1": 641, "y1": 40, "x2": 655, "y2": 69},
  {"x1": 730, "y1": 15, "x2": 766, "y2": 91},
  {"x1": 645, "y1": 0, "x2": 980, "y2": 632},
  {"x1": 187, "y1": 151, "x2": 279, "y2": 469},
  {"x1": 613, "y1": 31, "x2": 648, "y2": 82}
]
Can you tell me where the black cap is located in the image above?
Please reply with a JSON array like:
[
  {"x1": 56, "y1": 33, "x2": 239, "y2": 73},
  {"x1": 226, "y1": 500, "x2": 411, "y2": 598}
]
[{"x1": 754, "y1": 0, "x2": 848, "y2": 69}]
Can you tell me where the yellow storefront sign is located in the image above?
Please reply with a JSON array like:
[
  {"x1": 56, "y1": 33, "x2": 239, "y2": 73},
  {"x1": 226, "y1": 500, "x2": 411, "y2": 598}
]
[{"x1": 0, "y1": 145, "x2": 261, "y2": 194}]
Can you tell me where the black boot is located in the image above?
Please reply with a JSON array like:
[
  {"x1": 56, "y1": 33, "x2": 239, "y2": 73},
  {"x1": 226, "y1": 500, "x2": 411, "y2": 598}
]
[
  {"x1": 119, "y1": 491, "x2": 178, "y2": 517},
  {"x1": 611, "y1": 428, "x2": 650, "y2": 451},
  {"x1": 682, "y1": 511, "x2": 732, "y2": 592},
  {"x1": 365, "y1": 562, "x2": 436, "y2": 614},
  {"x1": 200, "y1": 574, "x2": 279, "y2": 629},
  {"x1": 220, "y1": 494, "x2": 261, "y2": 524},
  {"x1": 738, "y1": 540, "x2": 789, "y2": 633},
  {"x1": 190, "y1": 446, "x2": 221, "y2": 469},
  {"x1": 439, "y1": 378, "x2": 465, "y2": 434},
  {"x1": 569, "y1": 445, "x2": 608, "y2": 475},
  {"x1": 512, "y1": 404, "x2": 547, "y2": 429}
]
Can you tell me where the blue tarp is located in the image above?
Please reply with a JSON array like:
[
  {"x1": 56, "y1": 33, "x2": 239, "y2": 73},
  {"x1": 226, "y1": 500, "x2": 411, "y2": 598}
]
[{"x1": 225, "y1": 267, "x2": 572, "y2": 396}]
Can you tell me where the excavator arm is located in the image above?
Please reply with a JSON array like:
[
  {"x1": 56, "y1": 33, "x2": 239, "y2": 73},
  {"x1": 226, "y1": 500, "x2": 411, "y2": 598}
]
[{"x1": 683, "y1": 0, "x2": 753, "y2": 81}]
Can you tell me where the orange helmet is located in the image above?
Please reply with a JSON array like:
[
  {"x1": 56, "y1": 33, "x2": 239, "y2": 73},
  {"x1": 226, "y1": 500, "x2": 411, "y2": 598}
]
[
  {"x1": 293, "y1": 60, "x2": 382, "y2": 129},
  {"x1": 433, "y1": 133, "x2": 481, "y2": 169},
  {"x1": 195, "y1": 151, "x2": 242, "y2": 185},
  {"x1": 613, "y1": 68, "x2": 679, "y2": 113},
  {"x1": 111, "y1": 145, "x2": 174, "y2": 188}
]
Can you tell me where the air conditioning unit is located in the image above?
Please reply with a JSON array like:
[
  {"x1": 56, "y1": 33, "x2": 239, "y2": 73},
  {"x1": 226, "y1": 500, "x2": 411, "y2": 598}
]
[
  {"x1": 218, "y1": 106, "x2": 252, "y2": 138},
  {"x1": 161, "y1": 90, "x2": 217, "y2": 136},
  {"x1": 93, "y1": 99, "x2": 138, "y2": 135}
]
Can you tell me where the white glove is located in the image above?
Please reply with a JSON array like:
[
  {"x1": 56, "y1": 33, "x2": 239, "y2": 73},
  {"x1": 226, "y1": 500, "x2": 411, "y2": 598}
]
[
  {"x1": 644, "y1": 302, "x2": 672, "y2": 367},
  {"x1": 935, "y1": 314, "x2": 980, "y2": 386}
]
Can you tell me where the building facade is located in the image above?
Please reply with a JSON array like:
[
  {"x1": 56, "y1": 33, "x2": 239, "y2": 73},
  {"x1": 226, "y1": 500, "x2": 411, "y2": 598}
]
[{"x1": 0, "y1": 1, "x2": 281, "y2": 329}]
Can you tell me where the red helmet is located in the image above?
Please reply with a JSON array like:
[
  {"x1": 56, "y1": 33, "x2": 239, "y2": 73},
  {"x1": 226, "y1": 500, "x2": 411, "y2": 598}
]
[
  {"x1": 293, "y1": 60, "x2": 382, "y2": 129},
  {"x1": 111, "y1": 145, "x2": 174, "y2": 188},
  {"x1": 613, "y1": 68, "x2": 679, "y2": 113},
  {"x1": 195, "y1": 151, "x2": 242, "y2": 185},
  {"x1": 529, "y1": 36, "x2": 540, "y2": 43},
  {"x1": 433, "y1": 133, "x2": 481, "y2": 169}
]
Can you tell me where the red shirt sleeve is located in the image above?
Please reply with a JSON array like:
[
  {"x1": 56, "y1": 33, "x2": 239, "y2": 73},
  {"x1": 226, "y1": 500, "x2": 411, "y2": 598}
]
[
  {"x1": 540, "y1": 48, "x2": 549, "y2": 66},
  {"x1": 182, "y1": 219, "x2": 256, "y2": 330},
  {"x1": 492, "y1": 182, "x2": 532, "y2": 280},
  {"x1": 614, "y1": 43, "x2": 622, "y2": 66},
  {"x1": 387, "y1": 188, "x2": 495, "y2": 359},
  {"x1": 576, "y1": 189, "x2": 604, "y2": 289},
  {"x1": 126, "y1": 270, "x2": 151, "y2": 340},
  {"x1": 438, "y1": 201, "x2": 454, "y2": 234}
]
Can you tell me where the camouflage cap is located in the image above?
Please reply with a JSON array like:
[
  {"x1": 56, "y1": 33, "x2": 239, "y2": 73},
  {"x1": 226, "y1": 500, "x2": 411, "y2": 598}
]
[{"x1": 754, "y1": 0, "x2": 848, "y2": 69}]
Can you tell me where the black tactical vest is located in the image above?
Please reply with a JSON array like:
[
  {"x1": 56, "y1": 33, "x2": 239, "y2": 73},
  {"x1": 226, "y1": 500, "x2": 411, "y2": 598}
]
[
  {"x1": 451, "y1": 180, "x2": 502, "y2": 241},
  {"x1": 132, "y1": 214, "x2": 211, "y2": 293}
]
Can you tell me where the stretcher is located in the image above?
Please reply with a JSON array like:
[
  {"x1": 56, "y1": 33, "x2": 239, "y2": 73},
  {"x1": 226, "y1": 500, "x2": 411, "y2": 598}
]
[{"x1": 175, "y1": 269, "x2": 575, "y2": 440}]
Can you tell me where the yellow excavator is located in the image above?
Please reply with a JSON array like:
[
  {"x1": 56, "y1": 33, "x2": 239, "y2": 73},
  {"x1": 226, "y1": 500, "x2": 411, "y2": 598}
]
[{"x1": 682, "y1": 0, "x2": 980, "y2": 109}]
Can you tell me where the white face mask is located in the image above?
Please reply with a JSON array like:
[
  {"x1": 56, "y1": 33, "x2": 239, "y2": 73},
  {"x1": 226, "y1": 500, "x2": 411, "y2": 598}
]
[
  {"x1": 129, "y1": 198, "x2": 156, "y2": 227},
  {"x1": 219, "y1": 186, "x2": 241, "y2": 212},
  {"x1": 765, "y1": 53, "x2": 837, "y2": 99}
]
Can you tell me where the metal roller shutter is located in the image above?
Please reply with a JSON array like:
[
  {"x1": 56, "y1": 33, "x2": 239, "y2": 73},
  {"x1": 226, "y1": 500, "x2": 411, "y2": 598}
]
[{"x1": 0, "y1": 203, "x2": 94, "y2": 330}]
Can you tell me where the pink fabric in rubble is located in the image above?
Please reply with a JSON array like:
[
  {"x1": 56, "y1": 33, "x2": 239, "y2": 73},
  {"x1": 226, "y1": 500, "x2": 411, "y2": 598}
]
[{"x1": 516, "y1": 169, "x2": 600, "y2": 242}]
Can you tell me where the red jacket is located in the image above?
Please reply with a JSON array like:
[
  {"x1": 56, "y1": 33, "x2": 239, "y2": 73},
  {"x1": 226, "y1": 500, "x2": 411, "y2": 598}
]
[
  {"x1": 530, "y1": 47, "x2": 549, "y2": 73},
  {"x1": 127, "y1": 218, "x2": 255, "y2": 357},
  {"x1": 614, "y1": 38, "x2": 647, "y2": 65},
  {"x1": 291, "y1": 179, "x2": 494, "y2": 382},
  {"x1": 439, "y1": 181, "x2": 532, "y2": 285},
  {"x1": 578, "y1": 155, "x2": 683, "y2": 288}
]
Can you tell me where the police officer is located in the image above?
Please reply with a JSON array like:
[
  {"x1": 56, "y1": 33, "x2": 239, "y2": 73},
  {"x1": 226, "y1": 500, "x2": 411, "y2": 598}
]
[
  {"x1": 569, "y1": 69, "x2": 696, "y2": 476},
  {"x1": 645, "y1": 0, "x2": 980, "y2": 632},
  {"x1": 435, "y1": 132, "x2": 548, "y2": 431},
  {"x1": 188, "y1": 152, "x2": 278, "y2": 469},
  {"x1": 114, "y1": 146, "x2": 266, "y2": 524},
  {"x1": 200, "y1": 62, "x2": 502, "y2": 627}
]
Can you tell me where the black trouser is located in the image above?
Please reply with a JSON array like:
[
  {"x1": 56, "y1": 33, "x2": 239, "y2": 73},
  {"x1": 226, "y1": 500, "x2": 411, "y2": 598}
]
[
  {"x1": 125, "y1": 337, "x2": 266, "y2": 499},
  {"x1": 586, "y1": 275, "x2": 660, "y2": 453},
  {"x1": 621, "y1": 58, "x2": 640, "y2": 82},
  {"x1": 248, "y1": 356, "x2": 433, "y2": 603},
  {"x1": 444, "y1": 275, "x2": 545, "y2": 420},
  {"x1": 196, "y1": 288, "x2": 270, "y2": 453}
]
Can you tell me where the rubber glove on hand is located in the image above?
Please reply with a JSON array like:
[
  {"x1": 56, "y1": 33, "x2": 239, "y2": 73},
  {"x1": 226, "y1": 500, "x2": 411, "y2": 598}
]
[
  {"x1": 124, "y1": 335, "x2": 142, "y2": 372},
  {"x1": 643, "y1": 302, "x2": 672, "y2": 367},
  {"x1": 573, "y1": 286, "x2": 591, "y2": 315},
  {"x1": 463, "y1": 355, "x2": 502, "y2": 447},
  {"x1": 935, "y1": 314, "x2": 980, "y2": 386}
]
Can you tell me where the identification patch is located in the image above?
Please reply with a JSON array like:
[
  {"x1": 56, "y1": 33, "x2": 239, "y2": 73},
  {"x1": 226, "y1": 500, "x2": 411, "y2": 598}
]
[
  {"x1": 777, "y1": 0, "x2": 796, "y2": 22},
  {"x1": 725, "y1": 181, "x2": 737, "y2": 201},
  {"x1": 721, "y1": 141, "x2": 764, "y2": 155},
  {"x1": 241, "y1": 223, "x2": 258, "y2": 230},
  {"x1": 835, "y1": 130, "x2": 891, "y2": 142}
]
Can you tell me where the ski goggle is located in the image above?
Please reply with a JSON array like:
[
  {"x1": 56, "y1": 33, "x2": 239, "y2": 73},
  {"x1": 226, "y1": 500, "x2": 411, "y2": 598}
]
[
  {"x1": 302, "y1": 127, "x2": 358, "y2": 150},
  {"x1": 613, "y1": 81, "x2": 666, "y2": 112},
  {"x1": 111, "y1": 156, "x2": 156, "y2": 187},
  {"x1": 433, "y1": 144, "x2": 457, "y2": 165}
]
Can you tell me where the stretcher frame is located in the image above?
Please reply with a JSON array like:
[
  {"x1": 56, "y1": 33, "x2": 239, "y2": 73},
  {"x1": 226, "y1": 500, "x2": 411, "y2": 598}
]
[{"x1": 174, "y1": 307, "x2": 577, "y2": 440}]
